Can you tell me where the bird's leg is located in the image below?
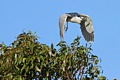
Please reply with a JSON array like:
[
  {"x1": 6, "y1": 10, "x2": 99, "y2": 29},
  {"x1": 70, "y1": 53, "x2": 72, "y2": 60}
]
[
  {"x1": 65, "y1": 22, "x2": 68, "y2": 32},
  {"x1": 86, "y1": 42, "x2": 92, "y2": 48}
]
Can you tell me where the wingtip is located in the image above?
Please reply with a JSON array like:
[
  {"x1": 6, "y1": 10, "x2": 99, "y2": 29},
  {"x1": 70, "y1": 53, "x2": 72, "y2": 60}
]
[
  {"x1": 87, "y1": 40, "x2": 94, "y2": 44},
  {"x1": 60, "y1": 36, "x2": 64, "y2": 41}
]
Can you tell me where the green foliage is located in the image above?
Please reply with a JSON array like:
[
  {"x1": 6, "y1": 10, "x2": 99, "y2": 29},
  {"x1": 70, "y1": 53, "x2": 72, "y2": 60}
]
[{"x1": 0, "y1": 31, "x2": 106, "y2": 80}]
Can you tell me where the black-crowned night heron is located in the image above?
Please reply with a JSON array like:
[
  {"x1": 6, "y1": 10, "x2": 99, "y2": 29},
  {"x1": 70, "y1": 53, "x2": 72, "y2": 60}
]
[{"x1": 59, "y1": 12, "x2": 94, "y2": 43}]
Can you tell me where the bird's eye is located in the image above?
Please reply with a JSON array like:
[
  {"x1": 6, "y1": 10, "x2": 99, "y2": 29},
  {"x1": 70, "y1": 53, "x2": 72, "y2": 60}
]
[
  {"x1": 81, "y1": 17, "x2": 84, "y2": 19},
  {"x1": 84, "y1": 17, "x2": 87, "y2": 20},
  {"x1": 81, "y1": 16, "x2": 87, "y2": 21}
]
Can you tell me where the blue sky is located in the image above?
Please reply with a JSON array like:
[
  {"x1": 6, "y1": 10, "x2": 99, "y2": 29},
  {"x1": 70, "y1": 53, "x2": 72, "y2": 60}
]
[{"x1": 0, "y1": 0, "x2": 120, "y2": 79}]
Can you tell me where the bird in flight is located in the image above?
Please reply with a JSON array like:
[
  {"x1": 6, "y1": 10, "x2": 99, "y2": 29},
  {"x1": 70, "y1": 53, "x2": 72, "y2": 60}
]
[{"x1": 59, "y1": 12, "x2": 94, "y2": 43}]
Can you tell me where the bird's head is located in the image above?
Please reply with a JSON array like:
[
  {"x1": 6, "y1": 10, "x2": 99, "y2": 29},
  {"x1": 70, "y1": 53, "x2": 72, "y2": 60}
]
[
  {"x1": 80, "y1": 14, "x2": 92, "y2": 27},
  {"x1": 80, "y1": 14, "x2": 89, "y2": 21}
]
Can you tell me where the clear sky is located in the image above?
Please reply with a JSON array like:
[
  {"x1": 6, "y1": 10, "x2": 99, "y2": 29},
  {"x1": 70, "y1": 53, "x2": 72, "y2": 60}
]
[{"x1": 0, "y1": 0, "x2": 120, "y2": 79}]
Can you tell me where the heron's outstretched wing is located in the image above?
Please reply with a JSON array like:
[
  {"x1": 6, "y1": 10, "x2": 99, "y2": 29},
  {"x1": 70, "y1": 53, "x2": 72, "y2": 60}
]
[
  {"x1": 59, "y1": 14, "x2": 70, "y2": 39},
  {"x1": 80, "y1": 17, "x2": 94, "y2": 43}
]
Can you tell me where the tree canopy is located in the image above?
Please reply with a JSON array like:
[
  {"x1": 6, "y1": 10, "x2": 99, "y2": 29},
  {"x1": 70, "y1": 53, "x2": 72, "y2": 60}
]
[{"x1": 0, "y1": 31, "x2": 106, "y2": 80}]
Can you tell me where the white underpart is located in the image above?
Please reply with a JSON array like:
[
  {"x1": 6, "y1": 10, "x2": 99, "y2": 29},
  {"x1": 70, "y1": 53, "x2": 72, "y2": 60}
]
[
  {"x1": 85, "y1": 17, "x2": 94, "y2": 33},
  {"x1": 85, "y1": 24, "x2": 94, "y2": 33},
  {"x1": 70, "y1": 16, "x2": 82, "y2": 24},
  {"x1": 87, "y1": 41, "x2": 93, "y2": 44}
]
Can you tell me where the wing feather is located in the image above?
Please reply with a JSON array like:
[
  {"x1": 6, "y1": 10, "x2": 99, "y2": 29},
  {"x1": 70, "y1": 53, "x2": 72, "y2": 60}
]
[
  {"x1": 80, "y1": 17, "x2": 94, "y2": 43},
  {"x1": 59, "y1": 14, "x2": 69, "y2": 39}
]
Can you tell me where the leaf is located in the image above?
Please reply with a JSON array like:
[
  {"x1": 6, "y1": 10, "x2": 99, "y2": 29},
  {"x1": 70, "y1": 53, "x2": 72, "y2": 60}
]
[
  {"x1": 17, "y1": 76, "x2": 22, "y2": 80},
  {"x1": 98, "y1": 76, "x2": 106, "y2": 80},
  {"x1": 95, "y1": 60, "x2": 99, "y2": 64},
  {"x1": 0, "y1": 31, "x2": 106, "y2": 80},
  {"x1": 21, "y1": 64, "x2": 26, "y2": 72},
  {"x1": 22, "y1": 58, "x2": 26, "y2": 63}
]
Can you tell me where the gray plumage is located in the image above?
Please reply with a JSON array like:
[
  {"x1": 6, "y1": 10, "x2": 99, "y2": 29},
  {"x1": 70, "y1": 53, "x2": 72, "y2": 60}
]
[{"x1": 59, "y1": 12, "x2": 94, "y2": 43}]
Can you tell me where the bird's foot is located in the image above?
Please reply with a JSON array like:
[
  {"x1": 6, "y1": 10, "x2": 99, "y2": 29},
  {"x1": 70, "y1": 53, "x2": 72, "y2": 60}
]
[{"x1": 65, "y1": 26, "x2": 68, "y2": 33}]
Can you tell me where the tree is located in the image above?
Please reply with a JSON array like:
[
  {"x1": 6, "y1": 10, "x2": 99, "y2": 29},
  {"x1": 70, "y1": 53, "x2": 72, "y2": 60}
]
[{"x1": 0, "y1": 31, "x2": 106, "y2": 80}]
